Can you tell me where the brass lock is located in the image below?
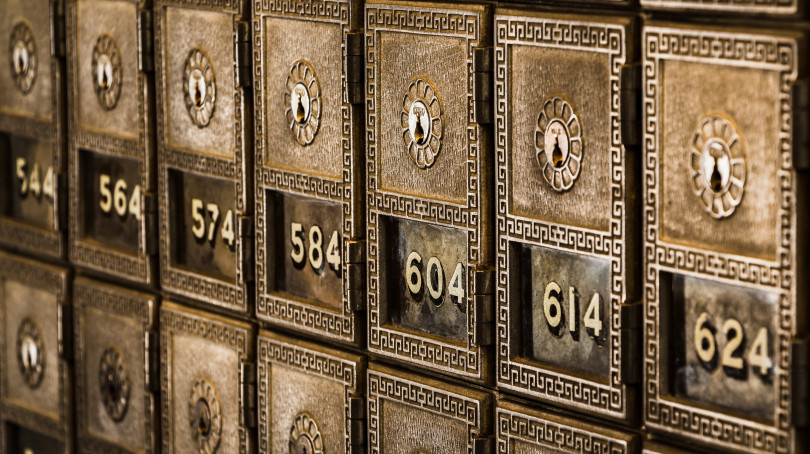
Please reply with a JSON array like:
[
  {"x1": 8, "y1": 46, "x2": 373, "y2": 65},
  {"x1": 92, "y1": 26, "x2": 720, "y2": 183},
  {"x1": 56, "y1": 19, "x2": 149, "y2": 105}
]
[
  {"x1": 285, "y1": 59, "x2": 321, "y2": 146},
  {"x1": 9, "y1": 21, "x2": 37, "y2": 94},
  {"x1": 91, "y1": 34, "x2": 122, "y2": 111},
  {"x1": 401, "y1": 77, "x2": 443, "y2": 169},
  {"x1": 188, "y1": 378, "x2": 222, "y2": 454},
  {"x1": 288, "y1": 413, "x2": 323, "y2": 454},
  {"x1": 183, "y1": 48, "x2": 216, "y2": 128},
  {"x1": 16, "y1": 317, "x2": 44, "y2": 389},
  {"x1": 98, "y1": 346, "x2": 130, "y2": 422}
]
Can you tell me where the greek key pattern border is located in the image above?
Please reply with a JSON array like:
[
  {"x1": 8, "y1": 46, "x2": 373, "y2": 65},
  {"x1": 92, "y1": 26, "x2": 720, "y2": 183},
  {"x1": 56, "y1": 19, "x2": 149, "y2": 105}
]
[
  {"x1": 365, "y1": 3, "x2": 487, "y2": 379},
  {"x1": 643, "y1": 27, "x2": 796, "y2": 453},
  {"x1": 496, "y1": 406, "x2": 633, "y2": 454},
  {"x1": 257, "y1": 335, "x2": 359, "y2": 454},
  {"x1": 160, "y1": 305, "x2": 250, "y2": 453},
  {"x1": 368, "y1": 368, "x2": 482, "y2": 454},
  {"x1": 255, "y1": 0, "x2": 349, "y2": 22},
  {"x1": 154, "y1": 5, "x2": 250, "y2": 311},
  {"x1": 73, "y1": 279, "x2": 156, "y2": 454},
  {"x1": 494, "y1": 16, "x2": 629, "y2": 418}
]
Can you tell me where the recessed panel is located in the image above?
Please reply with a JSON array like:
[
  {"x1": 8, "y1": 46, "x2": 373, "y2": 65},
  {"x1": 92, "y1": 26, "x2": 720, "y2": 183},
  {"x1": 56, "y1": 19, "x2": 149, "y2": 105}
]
[{"x1": 1, "y1": 134, "x2": 55, "y2": 229}]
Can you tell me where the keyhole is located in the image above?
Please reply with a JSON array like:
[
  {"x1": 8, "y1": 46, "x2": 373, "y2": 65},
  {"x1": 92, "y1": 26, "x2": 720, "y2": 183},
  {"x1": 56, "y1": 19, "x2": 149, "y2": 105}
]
[
  {"x1": 105, "y1": 369, "x2": 119, "y2": 401},
  {"x1": 101, "y1": 70, "x2": 109, "y2": 89},
  {"x1": 295, "y1": 97, "x2": 306, "y2": 123},
  {"x1": 551, "y1": 135, "x2": 564, "y2": 167},
  {"x1": 709, "y1": 161, "x2": 723, "y2": 192},
  {"x1": 16, "y1": 53, "x2": 25, "y2": 74},
  {"x1": 414, "y1": 118, "x2": 426, "y2": 145},
  {"x1": 196, "y1": 399, "x2": 211, "y2": 437},
  {"x1": 194, "y1": 80, "x2": 204, "y2": 107}
]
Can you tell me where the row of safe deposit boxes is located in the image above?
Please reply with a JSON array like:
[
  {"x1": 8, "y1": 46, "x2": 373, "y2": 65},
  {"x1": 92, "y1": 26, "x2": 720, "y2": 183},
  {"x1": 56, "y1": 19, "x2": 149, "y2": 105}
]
[{"x1": 1, "y1": 0, "x2": 809, "y2": 453}]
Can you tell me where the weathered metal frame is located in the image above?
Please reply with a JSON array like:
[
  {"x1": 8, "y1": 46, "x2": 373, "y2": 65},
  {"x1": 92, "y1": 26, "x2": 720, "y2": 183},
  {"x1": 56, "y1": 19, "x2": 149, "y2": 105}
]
[
  {"x1": 66, "y1": 0, "x2": 157, "y2": 286},
  {"x1": 640, "y1": 0, "x2": 800, "y2": 18},
  {"x1": 253, "y1": 0, "x2": 365, "y2": 345},
  {"x1": 643, "y1": 24, "x2": 800, "y2": 454}
]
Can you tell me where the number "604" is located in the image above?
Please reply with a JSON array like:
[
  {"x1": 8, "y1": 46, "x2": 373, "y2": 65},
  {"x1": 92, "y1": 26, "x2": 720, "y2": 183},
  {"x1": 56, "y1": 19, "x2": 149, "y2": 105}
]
[{"x1": 405, "y1": 252, "x2": 465, "y2": 312}]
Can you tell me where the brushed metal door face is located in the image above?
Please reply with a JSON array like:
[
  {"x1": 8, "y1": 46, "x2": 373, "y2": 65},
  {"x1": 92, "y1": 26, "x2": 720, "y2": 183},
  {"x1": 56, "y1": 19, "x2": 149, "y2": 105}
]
[
  {"x1": 254, "y1": 0, "x2": 365, "y2": 346},
  {"x1": 494, "y1": 11, "x2": 640, "y2": 422},
  {"x1": 160, "y1": 302, "x2": 254, "y2": 454},
  {"x1": 367, "y1": 364, "x2": 491, "y2": 454},
  {"x1": 0, "y1": 0, "x2": 65, "y2": 259},
  {"x1": 74, "y1": 278, "x2": 157, "y2": 453},
  {"x1": 257, "y1": 331, "x2": 365, "y2": 454},
  {"x1": 496, "y1": 400, "x2": 638, "y2": 454},
  {"x1": 365, "y1": 1, "x2": 494, "y2": 383},
  {"x1": 67, "y1": 0, "x2": 158, "y2": 285},
  {"x1": 0, "y1": 253, "x2": 70, "y2": 452},
  {"x1": 155, "y1": 0, "x2": 252, "y2": 313},
  {"x1": 643, "y1": 23, "x2": 805, "y2": 454}
]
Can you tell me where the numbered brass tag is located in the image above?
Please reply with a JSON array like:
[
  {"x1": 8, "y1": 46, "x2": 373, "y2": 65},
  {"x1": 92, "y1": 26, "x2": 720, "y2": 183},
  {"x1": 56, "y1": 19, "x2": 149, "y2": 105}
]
[
  {"x1": 0, "y1": 0, "x2": 65, "y2": 259},
  {"x1": 257, "y1": 331, "x2": 365, "y2": 454},
  {"x1": 495, "y1": 10, "x2": 640, "y2": 422},
  {"x1": 156, "y1": 0, "x2": 252, "y2": 312},
  {"x1": 0, "y1": 252, "x2": 70, "y2": 451},
  {"x1": 643, "y1": 23, "x2": 807, "y2": 453},
  {"x1": 74, "y1": 277, "x2": 158, "y2": 453},
  {"x1": 160, "y1": 302, "x2": 253, "y2": 454},
  {"x1": 254, "y1": 0, "x2": 365, "y2": 344},
  {"x1": 365, "y1": 1, "x2": 494, "y2": 382},
  {"x1": 67, "y1": 0, "x2": 157, "y2": 284}
]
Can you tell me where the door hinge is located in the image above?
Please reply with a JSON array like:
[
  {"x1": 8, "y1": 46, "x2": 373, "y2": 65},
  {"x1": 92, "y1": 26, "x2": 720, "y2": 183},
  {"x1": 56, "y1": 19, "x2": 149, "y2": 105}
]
[
  {"x1": 137, "y1": 9, "x2": 154, "y2": 72},
  {"x1": 143, "y1": 192, "x2": 158, "y2": 255},
  {"x1": 56, "y1": 172, "x2": 68, "y2": 231},
  {"x1": 472, "y1": 47, "x2": 493, "y2": 125},
  {"x1": 346, "y1": 31, "x2": 364, "y2": 104},
  {"x1": 241, "y1": 362, "x2": 257, "y2": 428},
  {"x1": 791, "y1": 338, "x2": 809, "y2": 426},
  {"x1": 235, "y1": 21, "x2": 252, "y2": 88},
  {"x1": 473, "y1": 437, "x2": 494, "y2": 454},
  {"x1": 349, "y1": 395, "x2": 366, "y2": 453},
  {"x1": 473, "y1": 267, "x2": 495, "y2": 346},
  {"x1": 50, "y1": 0, "x2": 65, "y2": 58},
  {"x1": 58, "y1": 299, "x2": 73, "y2": 361},
  {"x1": 620, "y1": 63, "x2": 641, "y2": 148},
  {"x1": 619, "y1": 302, "x2": 642, "y2": 384},
  {"x1": 792, "y1": 79, "x2": 810, "y2": 171},
  {"x1": 145, "y1": 331, "x2": 160, "y2": 393},
  {"x1": 239, "y1": 216, "x2": 254, "y2": 283}
]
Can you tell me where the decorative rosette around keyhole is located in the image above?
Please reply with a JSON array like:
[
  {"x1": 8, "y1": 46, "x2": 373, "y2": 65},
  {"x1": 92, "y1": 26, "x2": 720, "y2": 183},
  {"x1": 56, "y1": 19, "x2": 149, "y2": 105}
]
[
  {"x1": 401, "y1": 78, "x2": 443, "y2": 169},
  {"x1": 289, "y1": 412, "x2": 324, "y2": 454},
  {"x1": 99, "y1": 346, "x2": 130, "y2": 422},
  {"x1": 183, "y1": 48, "x2": 216, "y2": 128},
  {"x1": 188, "y1": 378, "x2": 222, "y2": 454},
  {"x1": 16, "y1": 317, "x2": 44, "y2": 389},
  {"x1": 535, "y1": 96, "x2": 583, "y2": 192},
  {"x1": 284, "y1": 59, "x2": 321, "y2": 146},
  {"x1": 9, "y1": 21, "x2": 37, "y2": 95},
  {"x1": 92, "y1": 34, "x2": 122, "y2": 111},
  {"x1": 689, "y1": 114, "x2": 747, "y2": 219}
]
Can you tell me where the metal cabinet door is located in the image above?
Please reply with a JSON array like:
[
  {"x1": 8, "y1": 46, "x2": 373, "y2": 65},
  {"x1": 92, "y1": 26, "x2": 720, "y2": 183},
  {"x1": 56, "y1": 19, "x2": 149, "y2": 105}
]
[
  {"x1": 257, "y1": 330, "x2": 366, "y2": 454},
  {"x1": 160, "y1": 301, "x2": 255, "y2": 454},
  {"x1": 494, "y1": 10, "x2": 641, "y2": 423},
  {"x1": 643, "y1": 23, "x2": 808, "y2": 454},
  {"x1": 73, "y1": 277, "x2": 158, "y2": 453},
  {"x1": 253, "y1": 0, "x2": 366, "y2": 346},
  {"x1": 0, "y1": 252, "x2": 72, "y2": 453},
  {"x1": 66, "y1": 0, "x2": 158, "y2": 285},
  {"x1": 0, "y1": 0, "x2": 67, "y2": 259},
  {"x1": 365, "y1": 0, "x2": 495, "y2": 384},
  {"x1": 155, "y1": 0, "x2": 253, "y2": 313},
  {"x1": 367, "y1": 363, "x2": 492, "y2": 454}
]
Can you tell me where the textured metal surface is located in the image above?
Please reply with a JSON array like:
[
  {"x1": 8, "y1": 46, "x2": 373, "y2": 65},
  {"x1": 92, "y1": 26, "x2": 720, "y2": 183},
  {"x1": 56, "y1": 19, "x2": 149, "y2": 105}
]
[
  {"x1": 495, "y1": 9, "x2": 640, "y2": 422},
  {"x1": 66, "y1": 0, "x2": 158, "y2": 285},
  {"x1": 253, "y1": 0, "x2": 365, "y2": 345},
  {"x1": 0, "y1": 252, "x2": 71, "y2": 452},
  {"x1": 643, "y1": 22, "x2": 806, "y2": 454},
  {"x1": 0, "y1": 0, "x2": 66, "y2": 259},
  {"x1": 365, "y1": 0, "x2": 494, "y2": 383},
  {"x1": 155, "y1": 0, "x2": 252, "y2": 313},
  {"x1": 257, "y1": 330, "x2": 365, "y2": 454},
  {"x1": 73, "y1": 277, "x2": 157, "y2": 453}
]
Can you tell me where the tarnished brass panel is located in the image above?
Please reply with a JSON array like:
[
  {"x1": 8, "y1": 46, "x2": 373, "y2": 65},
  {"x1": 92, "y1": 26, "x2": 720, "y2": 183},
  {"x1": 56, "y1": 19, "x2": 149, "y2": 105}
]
[
  {"x1": 0, "y1": 252, "x2": 71, "y2": 452},
  {"x1": 0, "y1": 0, "x2": 66, "y2": 259},
  {"x1": 367, "y1": 363, "x2": 492, "y2": 453},
  {"x1": 643, "y1": 23, "x2": 808, "y2": 453},
  {"x1": 257, "y1": 330, "x2": 366, "y2": 454},
  {"x1": 155, "y1": 0, "x2": 252, "y2": 313},
  {"x1": 66, "y1": 0, "x2": 158, "y2": 285},
  {"x1": 73, "y1": 277, "x2": 158, "y2": 453},
  {"x1": 366, "y1": 1, "x2": 494, "y2": 383},
  {"x1": 253, "y1": 0, "x2": 365, "y2": 345},
  {"x1": 495, "y1": 10, "x2": 640, "y2": 422},
  {"x1": 640, "y1": 0, "x2": 800, "y2": 17},
  {"x1": 159, "y1": 301, "x2": 254, "y2": 454},
  {"x1": 496, "y1": 400, "x2": 638, "y2": 453}
]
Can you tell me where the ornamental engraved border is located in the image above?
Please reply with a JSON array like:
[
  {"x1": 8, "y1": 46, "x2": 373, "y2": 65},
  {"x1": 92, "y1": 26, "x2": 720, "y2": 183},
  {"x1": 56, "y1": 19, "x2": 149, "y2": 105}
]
[
  {"x1": 65, "y1": 1, "x2": 155, "y2": 285},
  {"x1": 365, "y1": 4, "x2": 487, "y2": 378},
  {"x1": 153, "y1": 6, "x2": 249, "y2": 312},
  {"x1": 252, "y1": 0, "x2": 359, "y2": 343},
  {"x1": 643, "y1": 27, "x2": 795, "y2": 453},
  {"x1": 367, "y1": 370, "x2": 482, "y2": 454},
  {"x1": 73, "y1": 280, "x2": 156, "y2": 453},
  {"x1": 494, "y1": 16, "x2": 628, "y2": 417}
]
